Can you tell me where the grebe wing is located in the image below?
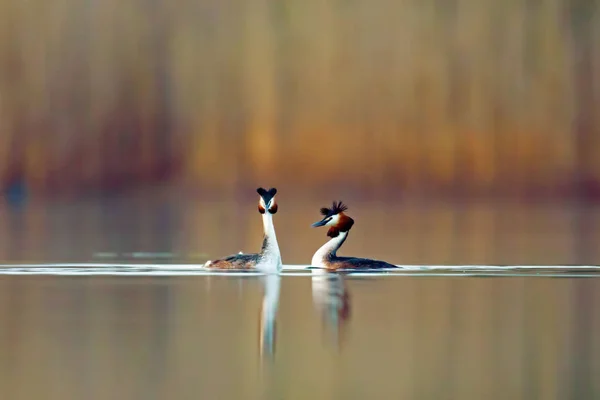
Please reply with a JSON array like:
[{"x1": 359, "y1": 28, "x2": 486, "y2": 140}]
[
  {"x1": 335, "y1": 257, "x2": 398, "y2": 270},
  {"x1": 205, "y1": 253, "x2": 260, "y2": 270}
]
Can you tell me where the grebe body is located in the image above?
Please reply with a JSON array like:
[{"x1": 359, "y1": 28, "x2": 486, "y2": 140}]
[
  {"x1": 204, "y1": 187, "x2": 282, "y2": 273},
  {"x1": 310, "y1": 201, "x2": 398, "y2": 271}
]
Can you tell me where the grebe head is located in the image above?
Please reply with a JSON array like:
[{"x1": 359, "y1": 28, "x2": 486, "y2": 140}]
[
  {"x1": 311, "y1": 201, "x2": 354, "y2": 237},
  {"x1": 257, "y1": 187, "x2": 278, "y2": 215}
]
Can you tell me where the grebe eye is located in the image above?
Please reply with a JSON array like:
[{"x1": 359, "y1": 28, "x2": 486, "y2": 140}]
[{"x1": 268, "y1": 203, "x2": 278, "y2": 214}]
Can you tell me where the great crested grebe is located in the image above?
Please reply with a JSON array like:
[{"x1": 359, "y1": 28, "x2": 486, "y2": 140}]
[
  {"x1": 310, "y1": 201, "x2": 398, "y2": 271},
  {"x1": 204, "y1": 187, "x2": 282, "y2": 273}
]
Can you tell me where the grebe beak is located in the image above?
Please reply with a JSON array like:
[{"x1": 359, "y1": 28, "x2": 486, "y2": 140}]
[{"x1": 311, "y1": 219, "x2": 328, "y2": 227}]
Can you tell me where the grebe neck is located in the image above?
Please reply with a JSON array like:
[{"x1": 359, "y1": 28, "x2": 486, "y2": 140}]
[
  {"x1": 257, "y1": 213, "x2": 282, "y2": 273},
  {"x1": 311, "y1": 231, "x2": 349, "y2": 268}
]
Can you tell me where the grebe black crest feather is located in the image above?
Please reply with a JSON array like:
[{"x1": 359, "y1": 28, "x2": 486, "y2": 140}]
[
  {"x1": 257, "y1": 187, "x2": 277, "y2": 204},
  {"x1": 320, "y1": 201, "x2": 348, "y2": 218}
]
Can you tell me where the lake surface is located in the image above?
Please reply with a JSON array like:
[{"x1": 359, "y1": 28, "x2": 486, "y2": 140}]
[
  {"x1": 0, "y1": 191, "x2": 599, "y2": 399},
  {"x1": 0, "y1": 273, "x2": 599, "y2": 399},
  {"x1": 1, "y1": 188, "x2": 599, "y2": 266}
]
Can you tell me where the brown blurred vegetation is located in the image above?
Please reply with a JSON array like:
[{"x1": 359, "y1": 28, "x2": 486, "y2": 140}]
[{"x1": 0, "y1": 0, "x2": 598, "y2": 198}]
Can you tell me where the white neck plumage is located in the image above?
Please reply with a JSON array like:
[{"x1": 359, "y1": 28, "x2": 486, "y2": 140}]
[
  {"x1": 311, "y1": 231, "x2": 349, "y2": 268},
  {"x1": 257, "y1": 213, "x2": 282, "y2": 273}
]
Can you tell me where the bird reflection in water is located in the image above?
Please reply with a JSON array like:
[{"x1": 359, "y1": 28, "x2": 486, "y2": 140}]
[
  {"x1": 259, "y1": 273, "x2": 281, "y2": 361},
  {"x1": 311, "y1": 270, "x2": 351, "y2": 349}
]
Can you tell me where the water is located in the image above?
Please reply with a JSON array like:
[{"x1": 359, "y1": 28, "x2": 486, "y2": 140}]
[
  {"x1": 1, "y1": 189, "x2": 599, "y2": 266},
  {"x1": 1, "y1": 191, "x2": 600, "y2": 398},
  {"x1": 0, "y1": 272, "x2": 599, "y2": 399},
  {"x1": 1, "y1": 263, "x2": 600, "y2": 277}
]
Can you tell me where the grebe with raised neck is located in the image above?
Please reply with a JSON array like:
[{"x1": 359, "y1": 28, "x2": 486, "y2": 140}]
[{"x1": 204, "y1": 187, "x2": 282, "y2": 273}]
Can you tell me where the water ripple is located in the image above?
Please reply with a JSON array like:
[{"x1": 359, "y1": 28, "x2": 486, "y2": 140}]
[{"x1": 0, "y1": 263, "x2": 598, "y2": 277}]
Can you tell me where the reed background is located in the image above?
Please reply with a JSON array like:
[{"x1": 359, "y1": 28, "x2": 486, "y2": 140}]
[{"x1": 0, "y1": 0, "x2": 598, "y2": 198}]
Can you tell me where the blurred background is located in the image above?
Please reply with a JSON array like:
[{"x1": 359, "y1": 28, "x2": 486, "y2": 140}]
[
  {"x1": 0, "y1": 0, "x2": 599, "y2": 264},
  {"x1": 1, "y1": 0, "x2": 599, "y2": 198}
]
